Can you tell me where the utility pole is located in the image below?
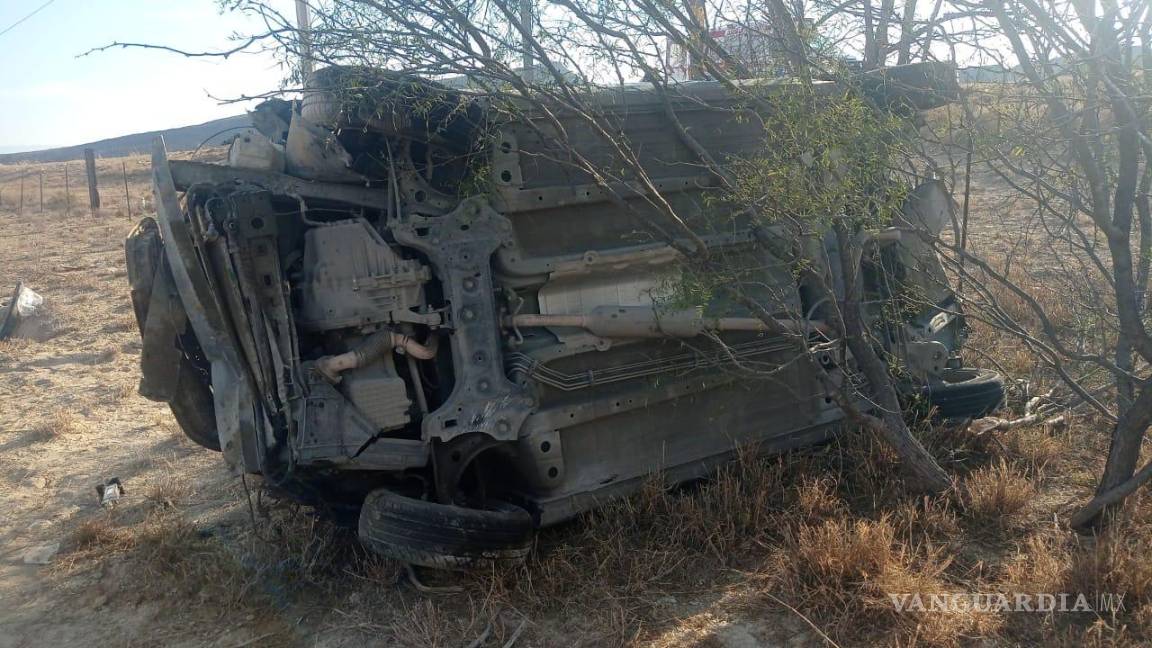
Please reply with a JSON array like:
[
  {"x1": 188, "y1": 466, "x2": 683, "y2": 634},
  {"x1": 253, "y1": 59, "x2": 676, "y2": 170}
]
[
  {"x1": 520, "y1": 0, "x2": 534, "y2": 82},
  {"x1": 684, "y1": 0, "x2": 708, "y2": 80},
  {"x1": 295, "y1": 0, "x2": 314, "y2": 82}
]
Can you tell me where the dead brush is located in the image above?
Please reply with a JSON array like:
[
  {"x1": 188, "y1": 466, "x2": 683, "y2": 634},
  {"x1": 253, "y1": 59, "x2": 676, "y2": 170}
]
[
  {"x1": 998, "y1": 424, "x2": 1063, "y2": 479},
  {"x1": 505, "y1": 450, "x2": 814, "y2": 632},
  {"x1": 776, "y1": 515, "x2": 997, "y2": 646},
  {"x1": 1065, "y1": 529, "x2": 1152, "y2": 623},
  {"x1": 63, "y1": 505, "x2": 265, "y2": 616},
  {"x1": 392, "y1": 596, "x2": 497, "y2": 648},
  {"x1": 789, "y1": 516, "x2": 899, "y2": 593},
  {"x1": 1000, "y1": 531, "x2": 1072, "y2": 595},
  {"x1": 29, "y1": 408, "x2": 87, "y2": 441},
  {"x1": 962, "y1": 460, "x2": 1035, "y2": 526},
  {"x1": 1001, "y1": 525, "x2": 1152, "y2": 637},
  {"x1": 112, "y1": 381, "x2": 137, "y2": 402},
  {"x1": 828, "y1": 431, "x2": 910, "y2": 508},
  {"x1": 870, "y1": 552, "x2": 1003, "y2": 646},
  {"x1": 667, "y1": 449, "x2": 797, "y2": 558},
  {"x1": 100, "y1": 315, "x2": 136, "y2": 334},
  {"x1": 890, "y1": 493, "x2": 961, "y2": 543},
  {"x1": 67, "y1": 512, "x2": 137, "y2": 555},
  {"x1": 255, "y1": 504, "x2": 358, "y2": 589},
  {"x1": 143, "y1": 471, "x2": 193, "y2": 510},
  {"x1": 793, "y1": 474, "x2": 847, "y2": 522},
  {"x1": 127, "y1": 512, "x2": 258, "y2": 608},
  {"x1": 0, "y1": 337, "x2": 29, "y2": 361},
  {"x1": 91, "y1": 346, "x2": 120, "y2": 364},
  {"x1": 531, "y1": 483, "x2": 697, "y2": 599}
]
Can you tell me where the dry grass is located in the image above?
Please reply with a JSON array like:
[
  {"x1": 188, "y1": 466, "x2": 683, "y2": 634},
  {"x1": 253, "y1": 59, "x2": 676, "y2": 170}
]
[
  {"x1": 143, "y1": 471, "x2": 193, "y2": 510},
  {"x1": 110, "y1": 381, "x2": 136, "y2": 402},
  {"x1": 91, "y1": 345, "x2": 120, "y2": 364},
  {"x1": 69, "y1": 514, "x2": 136, "y2": 553},
  {"x1": 963, "y1": 460, "x2": 1035, "y2": 526},
  {"x1": 0, "y1": 337, "x2": 30, "y2": 361},
  {"x1": 28, "y1": 408, "x2": 87, "y2": 441},
  {"x1": 790, "y1": 516, "x2": 899, "y2": 593},
  {"x1": 1000, "y1": 424, "x2": 1065, "y2": 479},
  {"x1": 68, "y1": 510, "x2": 257, "y2": 606},
  {"x1": 97, "y1": 429, "x2": 1099, "y2": 647},
  {"x1": 32, "y1": 391, "x2": 1145, "y2": 647}
]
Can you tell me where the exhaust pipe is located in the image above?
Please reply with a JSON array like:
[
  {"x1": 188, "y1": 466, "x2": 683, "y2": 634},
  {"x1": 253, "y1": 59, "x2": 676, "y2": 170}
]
[{"x1": 316, "y1": 331, "x2": 437, "y2": 382}]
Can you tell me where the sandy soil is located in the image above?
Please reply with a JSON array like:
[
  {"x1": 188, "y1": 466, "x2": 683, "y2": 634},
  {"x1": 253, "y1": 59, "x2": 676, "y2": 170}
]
[{"x1": 0, "y1": 154, "x2": 254, "y2": 646}]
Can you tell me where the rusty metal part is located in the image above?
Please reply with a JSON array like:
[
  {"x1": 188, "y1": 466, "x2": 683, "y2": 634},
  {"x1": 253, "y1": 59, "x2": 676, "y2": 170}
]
[{"x1": 315, "y1": 331, "x2": 438, "y2": 382}]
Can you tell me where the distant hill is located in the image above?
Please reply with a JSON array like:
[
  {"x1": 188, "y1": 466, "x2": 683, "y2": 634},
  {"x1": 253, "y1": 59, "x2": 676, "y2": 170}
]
[
  {"x1": 958, "y1": 65, "x2": 1020, "y2": 83},
  {"x1": 0, "y1": 115, "x2": 251, "y2": 164},
  {"x1": 0, "y1": 145, "x2": 52, "y2": 155}
]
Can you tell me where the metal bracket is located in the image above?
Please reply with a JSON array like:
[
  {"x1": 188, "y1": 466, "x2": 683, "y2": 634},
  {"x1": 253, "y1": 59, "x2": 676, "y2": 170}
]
[
  {"x1": 391, "y1": 198, "x2": 535, "y2": 443},
  {"x1": 297, "y1": 375, "x2": 429, "y2": 470}
]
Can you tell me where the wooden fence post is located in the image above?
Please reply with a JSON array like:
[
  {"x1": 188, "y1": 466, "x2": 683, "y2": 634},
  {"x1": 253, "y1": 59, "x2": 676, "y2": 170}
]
[
  {"x1": 19, "y1": 173, "x2": 24, "y2": 215},
  {"x1": 84, "y1": 148, "x2": 100, "y2": 214},
  {"x1": 39, "y1": 170, "x2": 44, "y2": 213},
  {"x1": 122, "y1": 160, "x2": 132, "y2": 219},
  {"x1": 64, "y1": 164, "x2": 71, "y2": 216}
]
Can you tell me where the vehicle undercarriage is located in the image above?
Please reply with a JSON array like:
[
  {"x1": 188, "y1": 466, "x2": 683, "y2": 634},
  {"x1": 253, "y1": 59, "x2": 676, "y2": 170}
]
[{"x1": 127, "y1": 61, "x2": 1003, "y2": 567}]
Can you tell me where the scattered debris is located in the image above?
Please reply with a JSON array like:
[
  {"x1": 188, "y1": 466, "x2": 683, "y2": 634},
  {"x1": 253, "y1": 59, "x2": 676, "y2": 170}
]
[
  {"x1": 96, "y1": 478, "x2": 124, "y2": 507},
  {"x1": 970, "y1": 389, "x2": 1066, "y2": 435},
  {"x1": 0, "y1": 281, "x2": 43, "y2": 340}
]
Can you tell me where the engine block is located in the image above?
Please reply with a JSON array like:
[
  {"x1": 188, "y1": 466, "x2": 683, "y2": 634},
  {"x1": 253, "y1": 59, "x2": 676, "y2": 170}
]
[{"x1": 297, "y1": 218, "x2": 430, "y2": 331}]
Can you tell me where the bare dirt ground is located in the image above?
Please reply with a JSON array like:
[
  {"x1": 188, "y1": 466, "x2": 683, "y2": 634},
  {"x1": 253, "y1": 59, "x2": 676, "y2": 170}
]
[
  {"x1": 0, "y1": 153, "x2": 263, "y2": 646},
  {"x1": 0, "y1": 150, "x2": 1148, "y2": 647}
]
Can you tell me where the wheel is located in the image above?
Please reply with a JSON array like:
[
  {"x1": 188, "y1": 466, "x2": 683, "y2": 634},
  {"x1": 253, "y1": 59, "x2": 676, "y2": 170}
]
[
  {"x1": 358, "y1": 489, "x2": 534, "y2": 569},
  {"x1": 920, "y1": 367, "x2": 1005, "y2": 419},
  {"x1": 126, "y1": 218, "x2": 221, "y2": 452},
  {"x1": 166, "y1": 349, "x2": 221, "y2": 451}
]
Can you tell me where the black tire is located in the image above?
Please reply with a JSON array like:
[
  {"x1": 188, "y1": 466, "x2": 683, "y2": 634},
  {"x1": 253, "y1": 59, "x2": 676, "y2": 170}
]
[
  {"x1": 920, "y1": 367, "x2": 1005, "y2": 419},
  {"x1": 358, "y1": 489, "x2": 534, "y2": 569},
  {"x1": 167, "y1": 354, "x2": 221, "y2": 451}
]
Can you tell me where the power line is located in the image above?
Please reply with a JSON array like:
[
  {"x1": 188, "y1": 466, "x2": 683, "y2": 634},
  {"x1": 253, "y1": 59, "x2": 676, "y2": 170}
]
[{"x1": 0, "y1": 0, "x2": 59, "y2": 40}]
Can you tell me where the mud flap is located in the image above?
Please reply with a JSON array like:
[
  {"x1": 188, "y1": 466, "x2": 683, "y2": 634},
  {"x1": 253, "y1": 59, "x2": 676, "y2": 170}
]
[
  {"x1": 126, "y1": 218, "x2": 181, "y2": 401},
  {"x1": 137, "y1": 260, "x2": 188, "y2": 402},
  {"x1": 125, "y1": 217, "x2": 222, "y2": 452}
]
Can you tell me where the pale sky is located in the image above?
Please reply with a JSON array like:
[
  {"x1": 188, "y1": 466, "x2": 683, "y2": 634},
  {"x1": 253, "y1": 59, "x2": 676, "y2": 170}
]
[{"x1": 0, "y1": 0, "x2": 290, "y2": 150}]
